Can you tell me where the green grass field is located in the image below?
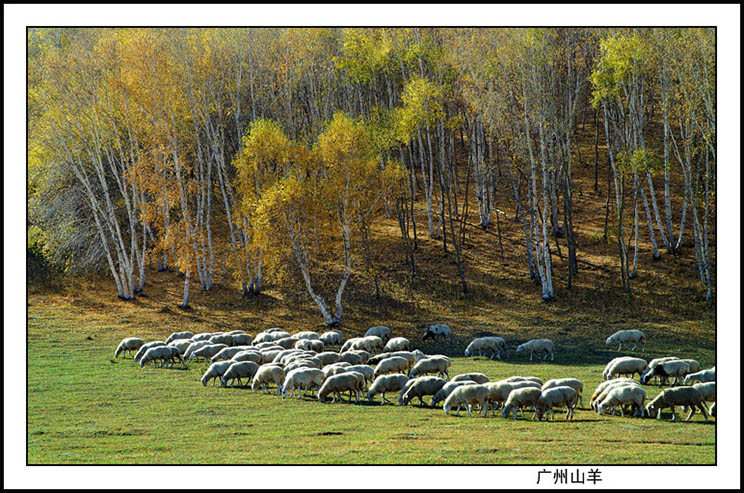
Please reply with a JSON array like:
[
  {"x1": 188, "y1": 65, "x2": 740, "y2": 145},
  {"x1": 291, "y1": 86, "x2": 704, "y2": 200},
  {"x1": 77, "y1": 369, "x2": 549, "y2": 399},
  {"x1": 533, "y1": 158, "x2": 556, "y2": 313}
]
[{"x1": 27, "y1": 293, "x2": 715, "y2": 465}]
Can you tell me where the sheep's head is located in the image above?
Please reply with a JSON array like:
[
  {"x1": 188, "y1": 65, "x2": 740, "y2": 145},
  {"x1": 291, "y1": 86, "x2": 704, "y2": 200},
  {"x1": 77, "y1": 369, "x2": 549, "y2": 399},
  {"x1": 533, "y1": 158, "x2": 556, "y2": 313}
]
[
  {"x1": 443, "y1": 402, "x2": 451, "y2": 415},
  {"x1": 464, "y1": 348, "x2": 471, "y2": 357},
  {"x1": 646, "y1": 404, "x2": 658, "y2": 418},
  {"x1": 605, "y1": 336, "x2": 614, "y2": 345},
  {"x1": 516, "y1": 344, "x2": 525, "y2": 353}
]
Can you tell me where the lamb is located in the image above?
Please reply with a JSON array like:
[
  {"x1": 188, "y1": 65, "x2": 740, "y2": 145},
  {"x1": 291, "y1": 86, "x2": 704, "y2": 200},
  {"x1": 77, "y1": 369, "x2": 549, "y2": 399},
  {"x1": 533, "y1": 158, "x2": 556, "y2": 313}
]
[
  {"x1": 485, "y1": 381, "x2": 541, "y2": 414},
  {"x1": 209, "y1": 334, "x2": 234, "y2": 346},
  {"x1": 409, "y1": 356, "x2": 451, "y2": 379},
  {"x1": 502, "y1": 376, "x2": 544, "y2": 386},
  {"x1": 597, "y1": 385, "x2": 647, "y2": 417},
  {"x1": 315, "y1": 351, "x2": 341, "y2": 366},
  {"x1": 221, "y1": 361, "x2": 260, "y2": 388},
  {"x1": 168, "y1": 339, "x2": 194, "y2": 355},
  {"x1": 535, "y1": 386, "x2": 579, "y2": 421},
  {"x1": 541, "y1": 378, "x2": 584, "y2": 407},
  {"x1": 211, "y1": 346, "x2": 252, "y2": 363},
  {"x1": 365, "y1": 325, "x2": 392, "y2": 342},
  {"x1": 605, "y1": 329, "x2": 645, "y2": 352},
  {"x1": 383, "y1": 337, "x2": 411, "y2": 353},
  {"x1": 319, "y1": 330, "x2": 342, "y2": 347},
  {"x1": 515, "y1": 339, "x2": 554, "y2": 361},
  {"x1": 114, "y1": 337, "x2": 145, "y2": 358},
  {"x1": 318, "y1": 371, "x2": 365, "y2": 403},
  {"x1": 373, "y1": 356, "x2": 411, "y2": 379},
  {"x1": 293, "y1": 331, "x2": 321, "y2": 340},
  {"x1": 590, "y1": 378, "x2": 637, "y2": 409},
  {"x1": 501, "y1": 387, "x2": 543, "y2": 420},
  {"x1": 464, "y1": 336, "x2": 507, "y2": 360},
  {"x1": 367, "y1": 374, "x2": 409, "y2": 404},
  {"x1": 188, "y1": 344, "x2": 228, "y2": 362},
  {"x1": 451, "y1": 372, "x2": 490, "y2": 384},
  {"x1": 165, "y1": 331, "x2": 194, "y2": 344},
  {"x1": 604, "y1": 357, "x2": 647, "y2": 380},
  {"x1": 443, "y1": 384, "x2": 490, "y2": 417},
  {"x1": 422, "y1": 324, "x2": 451, "y2": 343},
  {"x1": 646, "y1": 386, "x2": 708, "y2": 421},
  {"x1": 133, "y1": 341, "x2": 166, "y2": 363},
  {"x1": 295, "y1": 339, "x2": 324, "y2": 352},
  {"x1": 251, "y1": 364, "x2": 286, "y2": 394},
  {"x1": 400, "y1": 376, "x2": 447, "y2": 406},
  {"x1": 231, "y1": 350, "x2": 262, "y2": 364},
  {"x1": 430, "y1": 380, "x2": 477, "y2": 408},
  {"x1": 201, "y1": 361, "x2": 234, "y2": 386},
  {"x1": 683, "y1": 367, "x2": 715, "y2": 385},
  {"x1": 640, "y1": 360, "x2": 690, "y2": 386},
  {"x1": 281, "y1": 368, "x2": 325, "y2": 398}
]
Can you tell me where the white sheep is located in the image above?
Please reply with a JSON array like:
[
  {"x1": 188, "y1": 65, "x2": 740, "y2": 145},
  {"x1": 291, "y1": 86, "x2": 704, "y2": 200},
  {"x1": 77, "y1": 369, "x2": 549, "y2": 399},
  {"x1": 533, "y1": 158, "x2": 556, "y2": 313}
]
[
  {"x1": 293, "y1": 331, "x2": 320, "y2": 340},
  {"x1": 541, "y1": 378, "x2": 584, "y2": 407},
  {"x1": 640, "y1": 356, "x2": 680, "y2": 385},
  {"x1": 114, "y1": 337, "x2": 145, "y2": 358},
  {"x1": 349, "y1": 336, "x2": 384, "y2": 355},
  {"x1": 604, "y1": 357, "x2": 647, "y2": 380},
  {"x1": 210, "y1": 334, "x2": 235, "y2": 347},
  {"x1": 338, "y1": 351, "x2": 364, "y2": 366},
  {"x1": 133, "y1": 341, "x2": 166, "y2": 362},
  {"x1": 430, "y1": 380, "x2": 477, "y2": 408},
  {"x1": 322, "y1": 363, "x2": 352, "y2": 379},
  {"x1": 464, "y1": 336, "x2": 507, "y2": 360},
  {"x1": 221, "y1": 361, "x2": 260, "y2": 388},
  {"x1": 597, "y1": 385, "x2": 647, "y2": 417},
  {"x1": 188, "y1": 344, "x2": 228, "y2": 362},
  {"x1": 201, "y1": 361, "x2": 233, "y2": 386},
  {"x1": 265, "y1": 327, "x2": 285, "y2": 333},
  {"x1": 191, "y1": 332, "x2": 214, "y2": 342},
  {"x1": 592, "y1": 381, "x2": 642, "y2": 412},
  {"x1": 516, "y1": 339, "x2": 554, "y2": 361},
  {"x1": 443, "y1": 384, "x2": 490, "y2": 417},
  {"x1": 211, "y1": 346, "x2": 252, "y2": 363},
  {"x1": 367, "y1": 374, "x2": 409, "y2": 404},
  {"x1": 369, "y1": 351, "x2": 415, "y2": 367},
  {"x1": 501, "y1": 387, "x2": 543, "y2": 420},
  {"x1": 231, "y1": 350, "x2": 262, "y2": 364},
  {"x1": 423, "y1": 324, "x2": 451, "y2": 343},
  {"x1": 253, "y1": 330, "x2": 291, "y2": 345},
  {"x1": 168, "y1": 339, "x2": 194, "y2": 355},
  {"x1": 646, "y1": 386, "x2": 708, "y2": 421},
  {"x1": 485, "y1": 381, "x2": 542, "y2": 414},
  {"x1": 259, "y1": 349, "x2": 283, "y2": 364},
  {"x1": 344, "y1": 365, "x2": 374, "y2": 386},
  {"x1": 281, "y1": 368, "x2": 325, "y2": 398},
  {"x1": 318, "y1": 371, "x2": 365, "y2": 403},
  {"x1": 315, "y1": 351, "x2": 341, "y2": 366},
  {"x1": 400, "y1": 376, "x2": 448, "y2": 406},
  {"x1": 373, "y1": 356, "x2": 410, "y2": 379},
  {"x1": 319, "y1": 330, "x2": 342, "y2": 347},
  {"x1": 683, "y1": 367, "x2": 715, "y2": 385},
  {"x1": 640, "y1": 360, "x2": 691, "y2": 386},
  {"x1": 451, "y1": 372, "x2": 490, "y2": 384},
  {"x1": 590, "y1": 378, "x2": 636, "y2": 409},
  {"x1": 605, "y1": 329, "x2": 645, "y2": 352},
  {"x1": 183, "y1": 340, "x2": 212, "y2": 360},
  {"x1": 347, "y1": 350, "x2": 371, "y2": 364},
  {"x1": 340, "y1": 337, "x2": 363, "y2": 353},
  {"x1": 409, "y1": 356, "x2": 451, "y2": 379},
  {"x1": 412, "y1": 349, "x2": 428, "y2": 362},
  {"x1": 165, "y1": 331, "x2": 194, "y2": 344},
  {"x1": 365, "y1": 325, "x2": 392, "y2": 342},
  {"x1": 535, "y1": 386, "x2": 579, "y2": 421},
  {"x1": 251, "y1": 365, "x2": 286, "y2": 395},
  {"x1": 295, "y1": 339, "x2": 324, "y2": 352},
  {"x1": 689, "y1": 382, "x2": 716, "y2": 414},
  {"x1": 502, "y1": 376, "x2": 544, "y2": 386},
  {"x1": 139, "y1": 346, "x2": 172, "y2": 367},
  {"x1": 678, "y1": 359, "x2": 701, "y2": 374},
  {"x1": 383, "y1": 337, "x2": 411, "y2": 353}
]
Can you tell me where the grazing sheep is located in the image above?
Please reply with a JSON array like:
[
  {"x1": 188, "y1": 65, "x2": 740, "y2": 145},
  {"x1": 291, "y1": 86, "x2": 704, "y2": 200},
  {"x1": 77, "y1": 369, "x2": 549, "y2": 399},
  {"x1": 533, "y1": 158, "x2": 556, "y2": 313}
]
[
  {"x1": 165, "y1": 346, "x2": 185, "y2": 366},
  {"x1": 323, "y1": 363, "x2": 352, "y2": 379},
  {"x1": 201, "y1": 361, "x2": 234, "y2": 386},
  {"x1": 605, "y1": 329, "x2": 645, "y2": 352},
  {"x1": 602, "y1": 357, "x2": 626, "y2": 380},
  {"x1": 516, "y1": 339, "x2": 554, "y2": 361},
  {"x1": 284, "y1": 358, "x2": 322, "y2": 374},
  {"x1": 211, "y1": 346, "x2": 252, "y2": 363},
  {"x1": 604, "y1": 357, "x2": 647, "y2": 380},
  {"x1": 678, "y1": 359, "x2": 701, "y2": 374},
  {"x1": 597, "y1": 385, "x2": 647, "y2": 417},
  {"x1": 348, "y1": 350, "x2": 371, "y2": 364},
  {"x1": 683, "y1": 367, "x2": 715, "y2": 385},
  {"x1": 541, "y1": 378, "x2": 584, "y2": 407},
  {"x1": 293, "y1": 331, "x2": 320, "y2": 340},
  {"x1": 687, "y1": 382, "x2": 715, "y2": 414},
  {"x1": 281, "y1": 368, "x2": 325, "y2": 398},
  {"x1": 114, "y1": 337, "x2": 145, "y2": 358},
  {"x1": 318, "y1": 371, "x2": 365, "y2": 403},
  {"x1": 640, "y1": 356, "x2": 680, "y2": 385},
  {"x1": 231, "y1": 334, "x2": 253, "y2": 346},
  {"x1": 535, "y1": 386, "x2": 579, "y2": 421},
  {"x1": 640, "y1": 360, "x2": 691, "y2": 386},
  {"x1": 191, "y1": 332, "x2": 214, "y2": 342},
  {"x1": 451, "y1": 373, "x2": 490, "y2": 384},
  {"x1": 133, "y1": 341, "x2": 166, "y2": 363},
  {"x1": 501, "y1": 387, "x2": 543, "y2": 420},
  {"x1": 646, "y1": 387, "x2": 708, "y2": 421},
  {"x1": 401, "y1": 376, "x2": 448, "y2": 406},
  {"x1": 464, "y1": 336, "x2": 507, "y2": 360},
  {"x1": 251, "y1": 365, "x2": 286, "y2": 395},
  {"x1": 592, "y1": 381, "x2": 642, "y2": 412},
  {"x1": 338, "y1": 351, "x2": 364, "y2": 366},
  {"x1": 365, "y1": 326, "x2": 392, "y2": 342},
  {"x1": 209, "y1": 334, "x2": 234, "y2": 347},
  {"x1": 168, "y1": 339, "x2": 194, "y2": 355},
  {"x1": 183, "y1": 340, "x2": 212, "y2": 360},
  {"x1": 409, "y1": 356, "x2": 451, "y2": 380},
  {"x1": 412, "y1": 349, "x2": 428, "y2": 362},
  {"x1": 273, "y1": 337, "x2": 299, "y2": 350},
  {"x1": 368, "y1": 351, "x2": 415, "y2": 367},
  {"x1": 345, "y1": 365, "x2": 374, "y2": 386},
  {"x1": 503, "y1": 376, "x2": 544, "y2": 386},
  {"x1": 165, "y1": 331, "x2": 194, "y2": 345},
  {"x1": 368, "y1": 374, "x2": 409, "y2": 404},
  {"x1": 189, "y1": 344, "x2": 228, "y2": 362},
  {"x1": 590, "y1": 378, "x2": 637, "y2": 409},
  {"x1": 138, "y1": 346, "x2": 170, "y2": 367},
  {"x1": 340, "y1": 337, "x2": 363, "y2": 353},
  {"x1": 315, "y1": 351, "x2": 341, "y2": 366},
  {"x1": 221, "y1": 361, "x2": 260, "y2": 388},
  {"x1": 259, "y1": 349, "x2": 283, "y2": 364},
  {"x1": 265, "y1": 327, "x2": 285, "y2": 333},
  {"x1": 273, "y1": 349, "x2": 302, "y2": 363},
  {"x1": 295, "y1": 339, "x2": 324, "y2": 352},
  {"x1": 231, "y1": 351, "x2": 262, "y2": 364},
  {"x1": 383, "y1": 337, "x2": 411, "y2": 353},
  {"x1": 349, "y1": 336, "x2": 384, "y2": 355},
  {"x1": 423, "y1": 324, "x2": 452, "y2": 343},
  {"x1": 253, "y1": 330, "x2": 291, "y2": 345},
  {"x1": 319, "y1": 330, "x2": 342, "y2": 347},
  {"x1": 485, "y1": 381, "x2": 542, "y2": 414},
  {"x1": 373, "y1": 356, "x2": 411, "y2": 379},
  {"x1": 443, "y1": 384, "x2": 490, "y2": 417},
  {"x1": 431, "y1": 380, "x2": 477, "y2": 408}
]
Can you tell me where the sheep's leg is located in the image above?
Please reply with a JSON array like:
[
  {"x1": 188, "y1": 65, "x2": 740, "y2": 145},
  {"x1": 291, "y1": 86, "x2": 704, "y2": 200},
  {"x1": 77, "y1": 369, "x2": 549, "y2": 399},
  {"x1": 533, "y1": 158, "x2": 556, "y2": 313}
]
[
  {"x1": 685, "y1": 405, "x2": 695, "y2": 421},
  {"x1": 670, "y1": 406, "x2": 677, "y2": 421},
  {"x1": 466, "y1": 404, "x2": 472, "y2": 417},
  {"x1": 617, "y1": 343, "x2": 622, "y2": 352},
  {"x1": 630, "y1": 343, "x2": 637, "y2": 351},
  {"x1": 697, "y1": 403, "x2": 708, "y2": 421},
  {"x1": 529, "y1": 352, "x2": 533, "y2": 362}
]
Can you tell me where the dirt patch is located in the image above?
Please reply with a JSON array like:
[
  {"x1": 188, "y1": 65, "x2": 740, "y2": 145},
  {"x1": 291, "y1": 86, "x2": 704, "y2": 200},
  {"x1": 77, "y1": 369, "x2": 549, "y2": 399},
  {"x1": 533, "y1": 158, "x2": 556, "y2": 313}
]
[{"x1": 314, "y1": 431, "x2": 343, "y2": 436}]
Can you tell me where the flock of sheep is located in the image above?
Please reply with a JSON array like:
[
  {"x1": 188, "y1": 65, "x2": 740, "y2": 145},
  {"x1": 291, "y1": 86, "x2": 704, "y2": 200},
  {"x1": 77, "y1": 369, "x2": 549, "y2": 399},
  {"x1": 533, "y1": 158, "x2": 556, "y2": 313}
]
[{"x1": 113, "y1": 326, "x2": 715, "y2": 422}]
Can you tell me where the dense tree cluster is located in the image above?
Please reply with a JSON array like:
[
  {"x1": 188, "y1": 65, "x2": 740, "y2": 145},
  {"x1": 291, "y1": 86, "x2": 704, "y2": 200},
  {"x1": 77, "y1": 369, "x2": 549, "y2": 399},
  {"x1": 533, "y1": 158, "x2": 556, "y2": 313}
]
[{"x1": 27, "y1": 28, "x2": 716, "y2": 322}]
